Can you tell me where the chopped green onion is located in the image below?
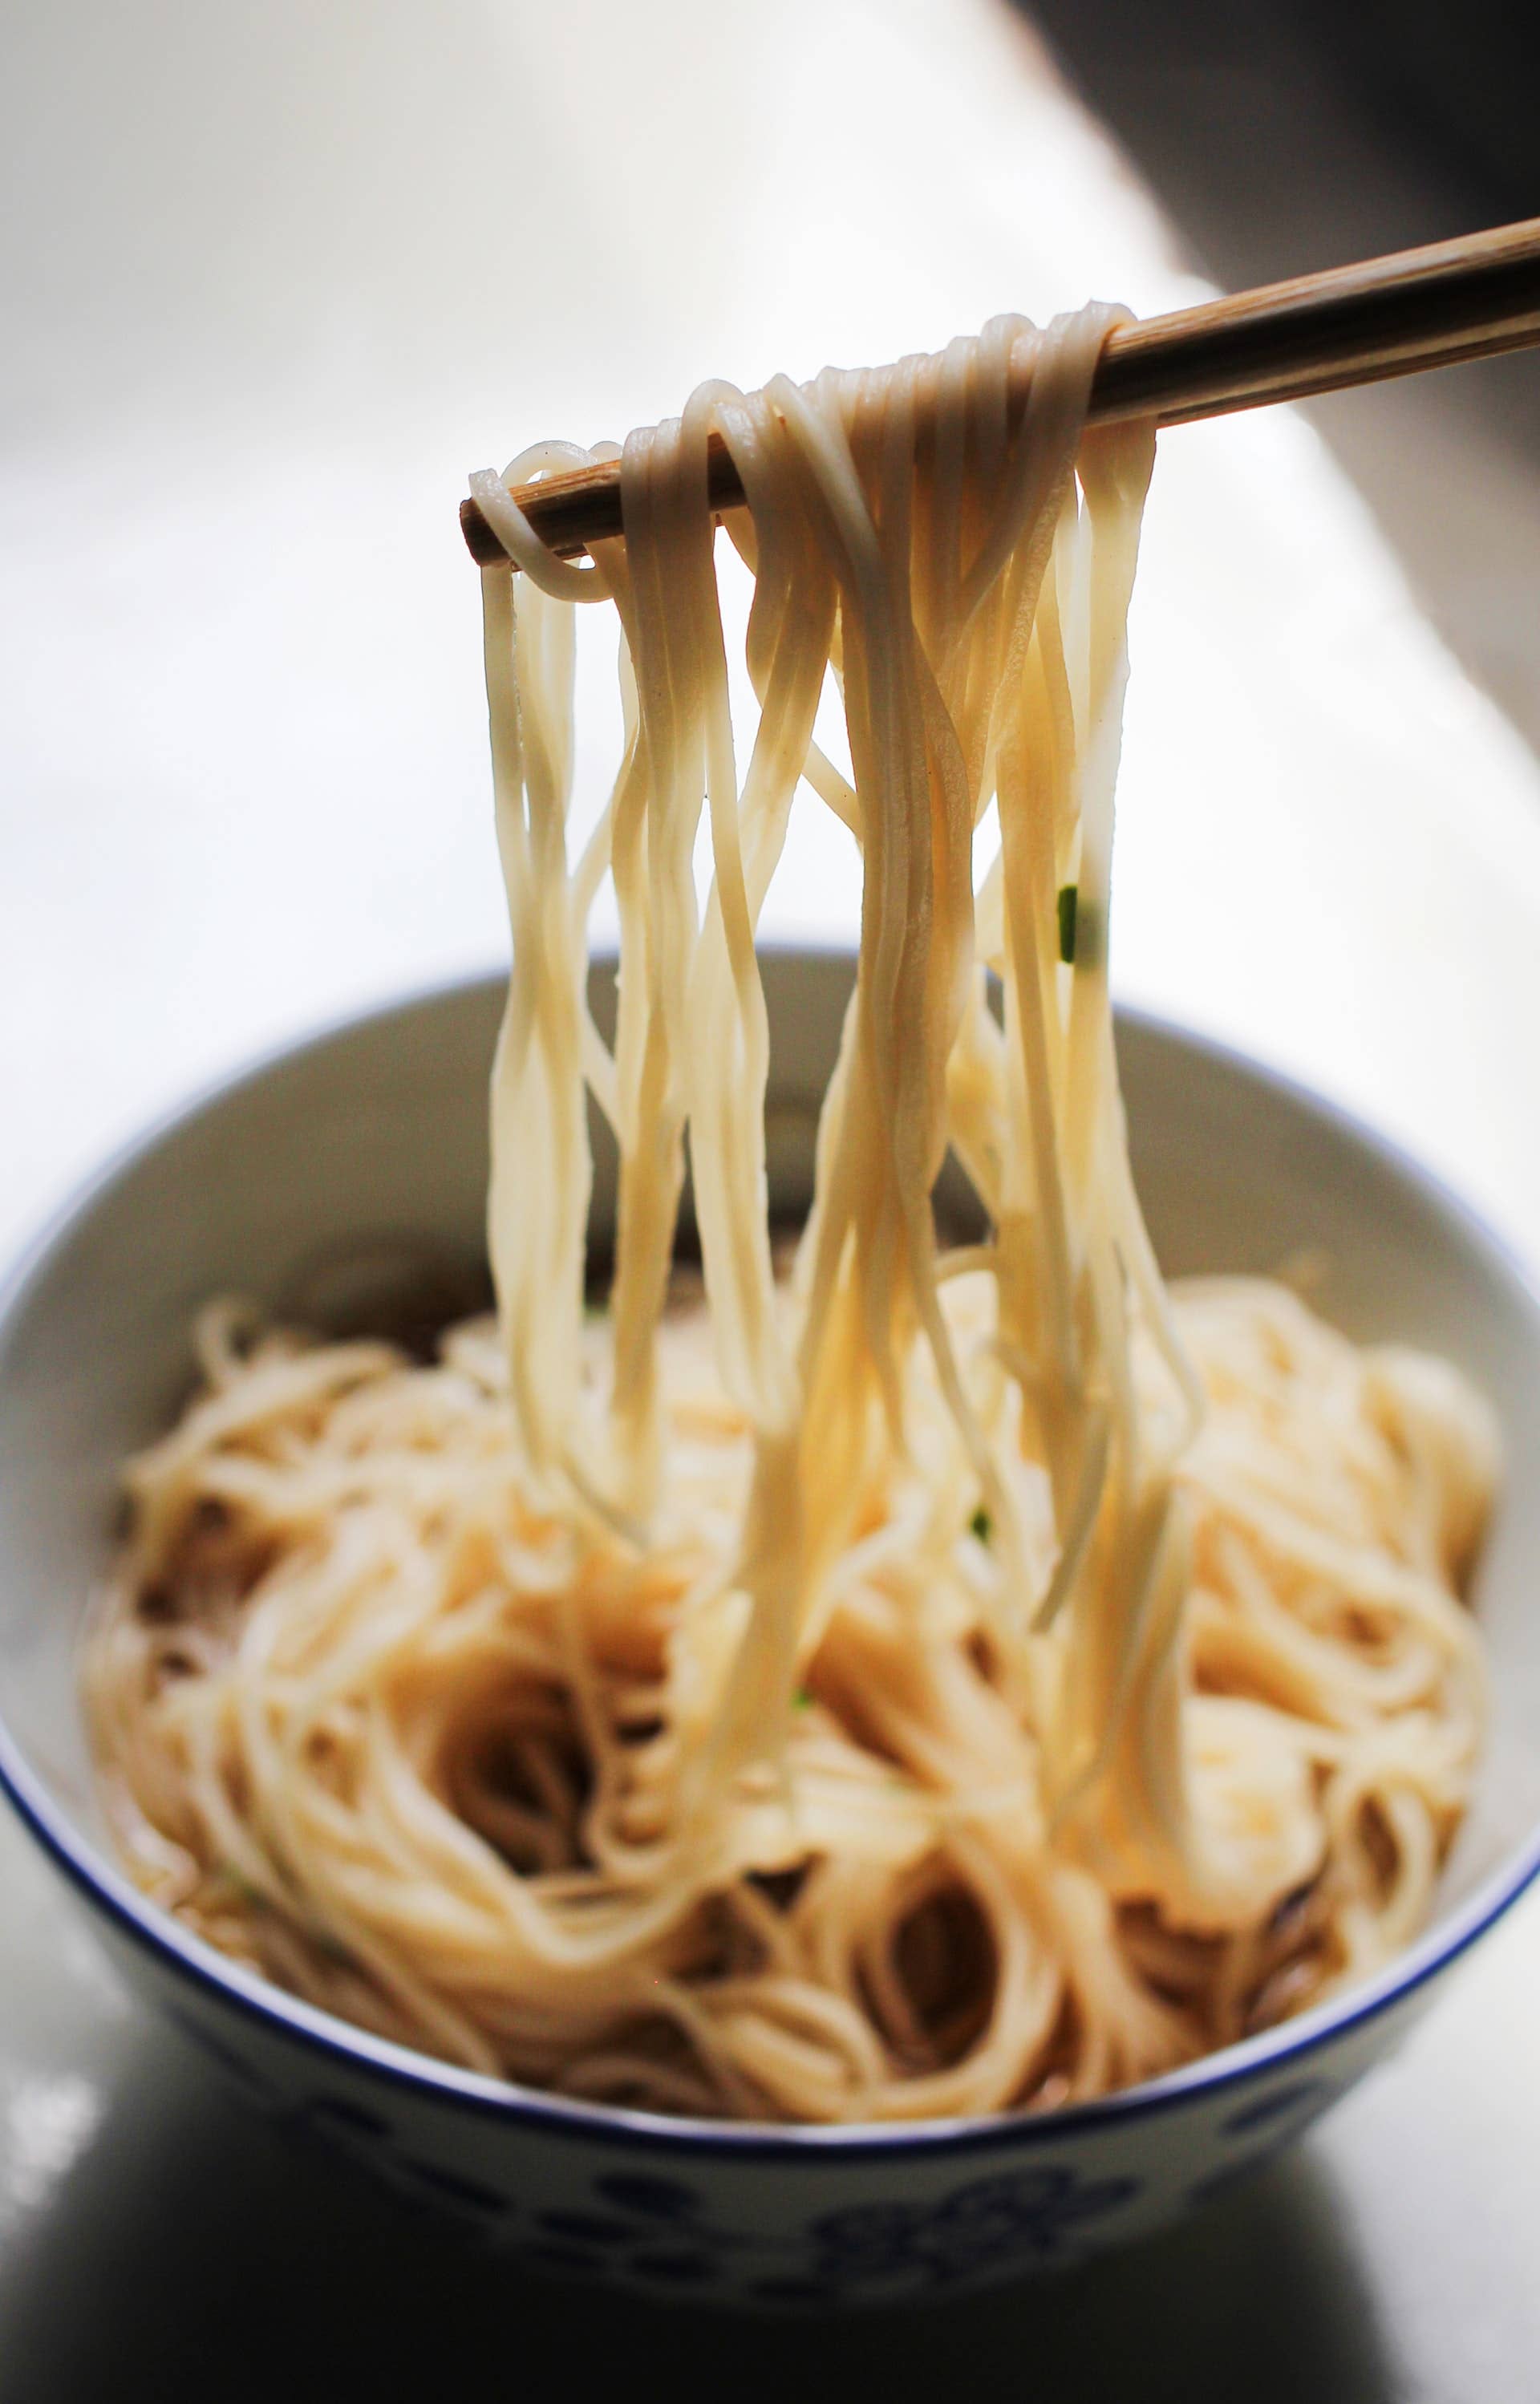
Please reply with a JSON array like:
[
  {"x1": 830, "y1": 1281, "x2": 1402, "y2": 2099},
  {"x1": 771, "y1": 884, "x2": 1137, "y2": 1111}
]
[
  {"x1": 792, "y1": 1685, "x2": 814, "y2": 1710},
  {"x1": 970, "y1": 1506, "x2": 992, "y2": 1543},
  {"x1": 1057, "y1": 882, "x2": 1078, "y2": 965}
]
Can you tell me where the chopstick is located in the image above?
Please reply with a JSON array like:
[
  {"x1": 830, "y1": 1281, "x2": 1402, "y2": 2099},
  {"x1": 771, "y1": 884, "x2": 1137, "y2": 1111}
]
[{"x1": 460, "y1": 215, "x2": 1540, "y2": 568}]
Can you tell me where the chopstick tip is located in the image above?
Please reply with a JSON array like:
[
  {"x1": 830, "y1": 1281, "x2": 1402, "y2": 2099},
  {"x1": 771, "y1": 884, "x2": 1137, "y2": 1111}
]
[{"x1": 460, "y1": 496, "x2": 506, "y2": 566}]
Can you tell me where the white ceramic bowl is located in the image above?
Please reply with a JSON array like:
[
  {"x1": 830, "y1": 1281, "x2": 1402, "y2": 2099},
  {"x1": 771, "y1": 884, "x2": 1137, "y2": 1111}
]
[{"x1": 2, "y1": 953, "x2": 1539, "y2": 2309}]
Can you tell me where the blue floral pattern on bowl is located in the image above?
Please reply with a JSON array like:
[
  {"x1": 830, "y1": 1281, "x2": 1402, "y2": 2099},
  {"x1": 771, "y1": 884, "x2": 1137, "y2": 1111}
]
[
  {"x1": 313, "y1": 2109, "x2": 1143, "y2": 2297},
  {"x1": 801, "y1": 2166, "x2": 1139, "y2": 2290},
  {"x1": 164, "y1": 2000, "x2": 1148, "y2": 2293},
  {"x1": 125, "y1": 1903, "x2": 1385, "y2": 2306}
]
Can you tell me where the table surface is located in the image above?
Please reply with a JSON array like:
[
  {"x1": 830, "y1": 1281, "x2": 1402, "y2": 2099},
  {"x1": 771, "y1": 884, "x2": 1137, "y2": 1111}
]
[{"x1": 4, "y1": 3, "x2": 1540, "y2": 2394}]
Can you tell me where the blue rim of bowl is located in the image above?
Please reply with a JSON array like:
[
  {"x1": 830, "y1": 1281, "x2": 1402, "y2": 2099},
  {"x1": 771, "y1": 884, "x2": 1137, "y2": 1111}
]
[{"x1": 2, "y1": 958, "x2": 1539, "y2": 2164}]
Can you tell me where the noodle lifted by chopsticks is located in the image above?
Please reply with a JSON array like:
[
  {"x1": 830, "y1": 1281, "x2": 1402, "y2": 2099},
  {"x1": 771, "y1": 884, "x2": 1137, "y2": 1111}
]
[{"x1": 86, "y1": 308, "x2": 1499, "y2": 2119}]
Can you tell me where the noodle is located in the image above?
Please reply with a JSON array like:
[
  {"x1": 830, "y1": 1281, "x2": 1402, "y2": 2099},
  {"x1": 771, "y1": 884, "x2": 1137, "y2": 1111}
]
[{"x1": 83, "y1": 307, "x2": 1501, "y2": 2122}]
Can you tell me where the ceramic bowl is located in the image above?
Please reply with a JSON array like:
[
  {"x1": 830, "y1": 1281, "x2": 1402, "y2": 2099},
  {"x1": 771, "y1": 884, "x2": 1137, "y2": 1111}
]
[{"x1": 2, "y1": 953, "x2": 1539, "y2": 2309}]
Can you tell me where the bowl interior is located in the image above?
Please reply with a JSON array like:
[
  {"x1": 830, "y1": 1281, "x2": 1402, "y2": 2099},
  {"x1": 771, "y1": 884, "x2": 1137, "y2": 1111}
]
[{"x1": 3, "y1": 951, "x2": 1539, "y2": 1936}]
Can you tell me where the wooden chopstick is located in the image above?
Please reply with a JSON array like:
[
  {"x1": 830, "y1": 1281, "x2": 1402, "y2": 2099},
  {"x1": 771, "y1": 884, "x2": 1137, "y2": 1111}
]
[{"x1": 460, "y1": 216, "x2": 1540, "y2": 568}]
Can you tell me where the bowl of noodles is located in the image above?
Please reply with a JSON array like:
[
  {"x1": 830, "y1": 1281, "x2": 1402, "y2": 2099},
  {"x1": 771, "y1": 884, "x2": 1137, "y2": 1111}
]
[
  {"x1": 6, "y1": 306, "x2": 1540, "y2": 2305},
  {"x1": 2, "y1": 955, "x2": 1540, "y2": 2307}
]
